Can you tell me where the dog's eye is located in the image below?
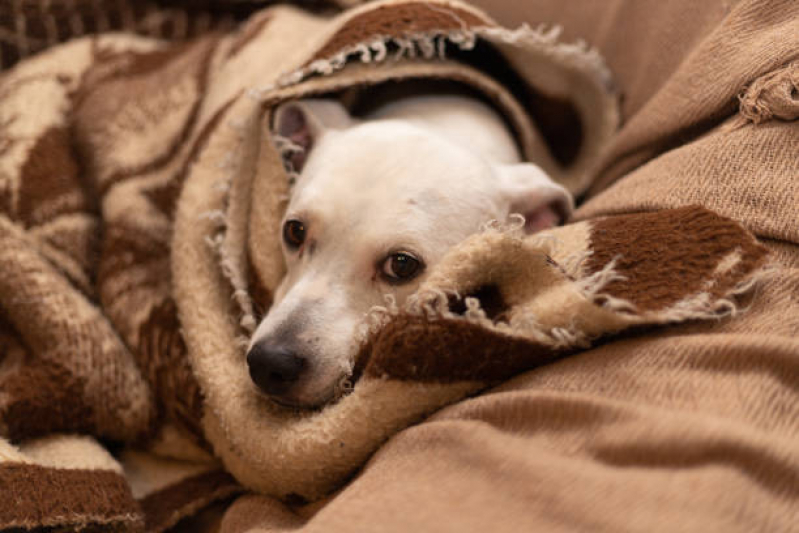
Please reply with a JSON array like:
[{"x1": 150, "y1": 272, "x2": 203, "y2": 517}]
[
  {"x1": 381, "y1": 252, "x2": 423, "y2": 283},
  {"x1": 283, "y1": 220, "x2": 306, "y2": 249}
]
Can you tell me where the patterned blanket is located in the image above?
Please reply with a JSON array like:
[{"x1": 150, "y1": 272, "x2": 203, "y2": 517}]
[{"x1": 0, "y1": 0, "x2": 778, "y2": 531}]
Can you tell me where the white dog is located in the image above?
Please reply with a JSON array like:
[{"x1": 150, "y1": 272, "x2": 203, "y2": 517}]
[{"x1": 246, "y1": 92, "x2": 573, "y2": 409}]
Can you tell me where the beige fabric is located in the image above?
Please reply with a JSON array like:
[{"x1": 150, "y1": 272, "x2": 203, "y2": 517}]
[{"x1": 0, "y1": 434, "x2": 143, "y2": 531}]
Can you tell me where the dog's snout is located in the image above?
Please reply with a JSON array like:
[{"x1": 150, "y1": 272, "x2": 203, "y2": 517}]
[{"x1": 247, "y1": 343, "x2": 306, "y2": 398}]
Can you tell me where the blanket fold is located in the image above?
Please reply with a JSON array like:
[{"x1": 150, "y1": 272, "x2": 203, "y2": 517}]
[{"x1": 0, "y1": 0, "x2": 781, "y2": 529}]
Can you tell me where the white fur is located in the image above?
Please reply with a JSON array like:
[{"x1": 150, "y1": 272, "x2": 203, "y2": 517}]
[{"x1": 249, "y1": 95, "x2": 573, "y2": 407}]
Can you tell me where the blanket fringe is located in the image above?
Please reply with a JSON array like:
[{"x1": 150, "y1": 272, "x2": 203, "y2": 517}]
[
  {"x1": 202, "y1": 187, "x2": 258, "y2": 337},
  {"x1": 359, "y1": 229, "x2": 768, "y2": 351},
  {"x1": 249, "y1": 20, "x2": 612, "y2": 99},
  {"x1": 359, "y1": 223, "x2": 607, "y2": 348}
]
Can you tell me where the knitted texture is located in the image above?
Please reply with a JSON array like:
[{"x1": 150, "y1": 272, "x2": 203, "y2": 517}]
[
  {"x1": 0, "y1": 0, "x2": 366, "y2": 71},
  {"x1": 0, "y1": 0, "x2": 796, "y2": 530}
]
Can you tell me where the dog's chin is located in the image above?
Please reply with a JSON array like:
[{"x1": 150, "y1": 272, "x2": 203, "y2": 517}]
[
  {"x1": 267, "y1": 396, "x2": 326, "y2": 411},
  {"x1": 261, "y1": 387, "x2": 341, "y2": 412}
]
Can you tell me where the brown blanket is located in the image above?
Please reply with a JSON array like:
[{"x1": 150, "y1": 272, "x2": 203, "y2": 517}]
[{"x1": 1, "y1": 0, "x2": 797, "y2": 531}]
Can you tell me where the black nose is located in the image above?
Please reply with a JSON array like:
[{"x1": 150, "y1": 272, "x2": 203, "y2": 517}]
[{"x1": 246, "y1": 343, "x2": 306, "y2": 397}]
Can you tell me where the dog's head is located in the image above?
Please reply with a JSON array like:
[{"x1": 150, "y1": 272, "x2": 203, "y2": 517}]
[{"x1": 246, "y1": 98, "x2": 572, "y2": 409}]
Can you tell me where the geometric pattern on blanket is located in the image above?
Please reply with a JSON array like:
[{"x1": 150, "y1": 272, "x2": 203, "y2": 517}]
[{"x1": 0, "y1": 0, "x2": 771, "y2": 528}]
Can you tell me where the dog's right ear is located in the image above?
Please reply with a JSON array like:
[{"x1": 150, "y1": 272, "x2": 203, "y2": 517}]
[{"x1": 272, "y1": 99, "x2": 353, "y2": 173}]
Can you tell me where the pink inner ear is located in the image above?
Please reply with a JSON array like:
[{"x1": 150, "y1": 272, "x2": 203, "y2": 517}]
[
  {"x1": 288, "y1": 129, "x2": 311, "y2": 171},
  {"x1": 278, "y1": 106, "x2": 313, "y2": 171},
  {"x1": 289, "y1": 129, "x2": 312, "y2": 153},
  {"x1": 524, "y1": 203, "x2": 561, "y2": 233}
]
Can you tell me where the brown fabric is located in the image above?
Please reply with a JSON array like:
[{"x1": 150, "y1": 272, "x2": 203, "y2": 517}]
[
  {"x1": 0, "y1": 463, "x2": 141, "y2": 531},
  {"x1": 309, "y1": 3, "x2": 488, "y2": 61},
  {"x1": 585, "y1": 206, "x2": 767, "y2": 312},
  {"x1": 738, "y1": 61, "x2": 799, "y2": 124},
  {"x1": 16, "y1": 126, "x2": 84, "y2": 228},
  {"x1": 140, "y1": 470, "x2": 242, "y2": 533},
  {"x1": 468, "y1": 0, "x2": 732, "y2": 123},
  {"x1": 0, "y1": 0, "x2": 366, "y2": 71},
  {"x1": 0, "y1": 0, "x2": 233, "y2": 71},
  {"x1": 138, "y1": 299, "x2": 207, "y2": 447},
  {"x1": 470, "y1": 0, "x2": 799, "y2": 196},
  {"x1": 358, "y1": 314, "x2": 561, "y2": 383},
  {"x1": 2, "y1": 360, "x2": 94, "y2": 441},
  {"x1": 511, "y1": 0, "x2": 797, "y2": 197}
]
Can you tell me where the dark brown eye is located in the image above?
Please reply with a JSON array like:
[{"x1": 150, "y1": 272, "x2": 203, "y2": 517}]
[
  {"x1": 381, "y1": 252, "x2": 423, "y2": 283},
  {"x1": 283, "y1": 220, "x2": 306, "y2": 249}
]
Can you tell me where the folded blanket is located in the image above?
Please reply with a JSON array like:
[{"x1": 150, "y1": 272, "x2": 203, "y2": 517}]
[{"x1": 0, "y1": 0, "x2": 776, "y2": 530}]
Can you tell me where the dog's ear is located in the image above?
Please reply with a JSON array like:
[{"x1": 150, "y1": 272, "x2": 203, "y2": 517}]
[
  {"x1": 496, "y1": 163, "x2": 574, "y2": 233},
  {"x1": 272, "y1": 99, "x2": 353, "y2": 173}
]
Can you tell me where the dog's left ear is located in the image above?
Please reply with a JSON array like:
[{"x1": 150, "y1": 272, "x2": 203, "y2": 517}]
[
  {"x1": 273, "y1": 99, "x2": 353, "y2": 173},
  {"x1": 496, "y1": 163, "x2": 574, "y2": 233}
]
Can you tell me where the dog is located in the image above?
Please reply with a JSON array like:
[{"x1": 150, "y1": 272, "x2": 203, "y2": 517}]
[{"x1": 246, "y1": 90, "x2": 573, "y2": 409}]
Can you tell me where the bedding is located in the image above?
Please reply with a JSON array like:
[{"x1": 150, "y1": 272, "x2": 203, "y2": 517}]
[{"x1": 0, "y1": 0, "x2": 797, "y2": 531}]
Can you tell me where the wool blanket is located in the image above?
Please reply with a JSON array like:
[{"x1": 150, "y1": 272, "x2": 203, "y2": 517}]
[{"x1": 0, "y1": 0, "x2": 792, "y2": 531}]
